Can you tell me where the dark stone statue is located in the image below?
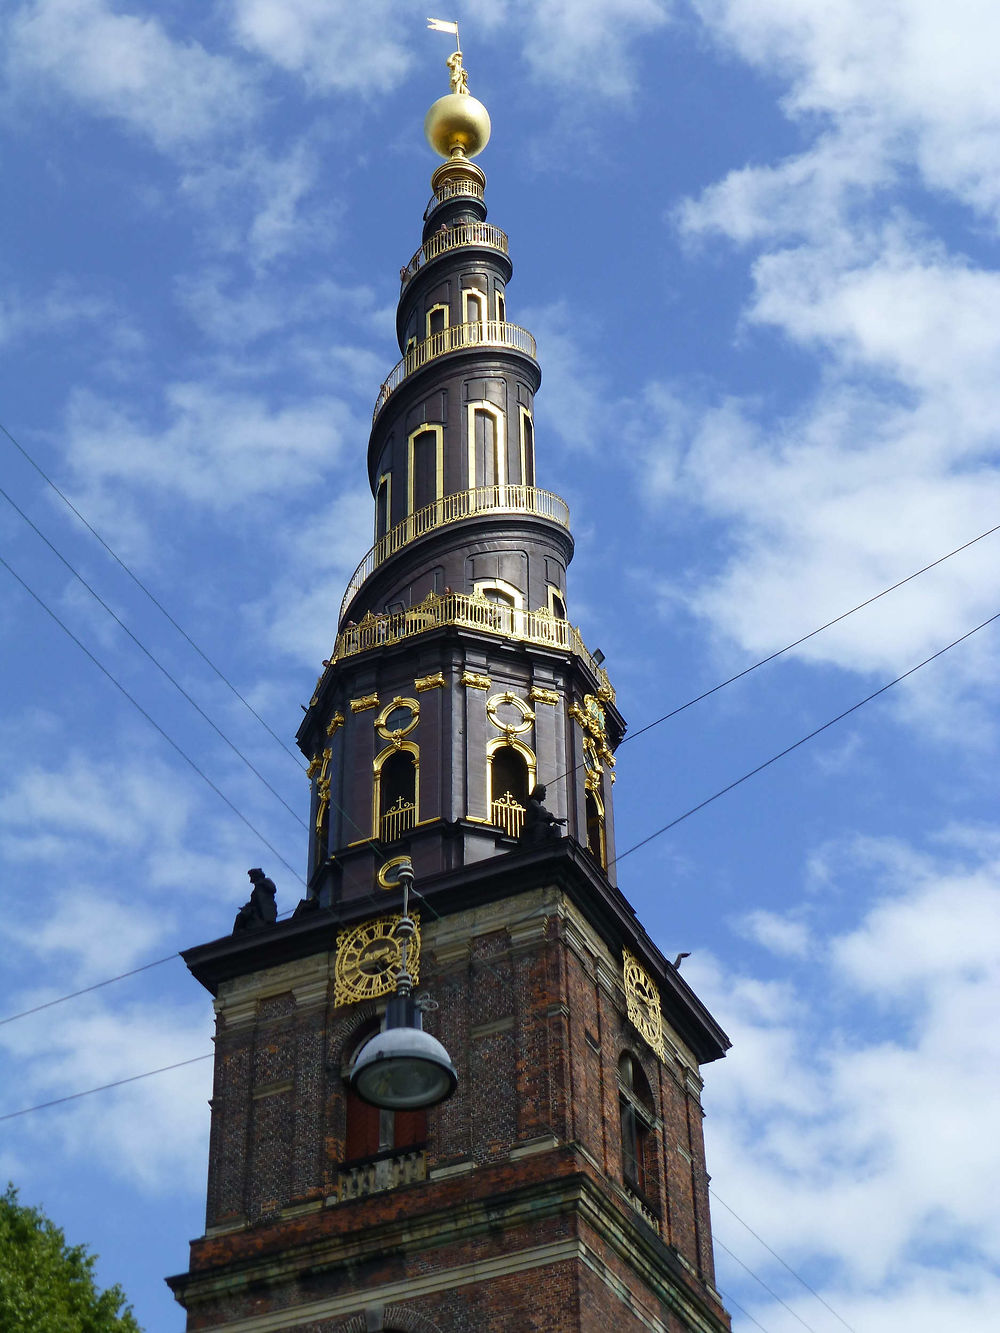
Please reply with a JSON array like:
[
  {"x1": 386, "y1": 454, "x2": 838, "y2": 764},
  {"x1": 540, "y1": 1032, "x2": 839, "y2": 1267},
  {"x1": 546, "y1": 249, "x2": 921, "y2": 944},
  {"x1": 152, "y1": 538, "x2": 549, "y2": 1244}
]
[
  {"x1": 232, "y1": 868, "x2": 278, "y2": 934},
  {"x1": 518, "y1": 784, "x2": 566, "y2": 846}
]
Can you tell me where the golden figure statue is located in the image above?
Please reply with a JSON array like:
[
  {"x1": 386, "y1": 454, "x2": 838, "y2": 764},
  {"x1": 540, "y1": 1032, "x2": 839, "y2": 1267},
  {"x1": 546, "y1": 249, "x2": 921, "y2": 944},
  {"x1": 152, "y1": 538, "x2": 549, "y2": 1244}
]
[
  {"x1": 424, "y1": 20, "x2": 491, "y2": 160},
  {"x1": 446, "y1": 49, "x2": 469, "y2": 95}
]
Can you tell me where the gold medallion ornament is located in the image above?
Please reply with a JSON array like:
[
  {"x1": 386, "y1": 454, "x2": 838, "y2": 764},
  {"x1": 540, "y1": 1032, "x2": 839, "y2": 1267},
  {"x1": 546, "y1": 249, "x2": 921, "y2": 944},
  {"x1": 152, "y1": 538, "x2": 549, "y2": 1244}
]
[
  {"x1": 335, "y1": 914, "x2": 421, "y2": 1007},
  {"x1": 623, "y1": 949, "x2": 665, "y2": 1060},
  {"x1": 486, "y1": 691, "x2": 534, "y2": 736},
  {"x1": 375, "y1": 696, "x2": 420, "y2": 741}
]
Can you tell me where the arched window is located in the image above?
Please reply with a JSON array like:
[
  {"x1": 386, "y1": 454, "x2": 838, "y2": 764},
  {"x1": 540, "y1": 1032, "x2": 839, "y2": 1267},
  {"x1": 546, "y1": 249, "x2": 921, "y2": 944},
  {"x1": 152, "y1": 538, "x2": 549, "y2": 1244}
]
[
  {"x1": 426, "y1": 304, "x2": 448, "y2": 338},
  {"x1": 618, "y1": 1051, "x2": 656, "y2": 1202},
  {"x1": 472, "y1": 578, "x2": 523, "y2": 635},
  {"x1": 519, "y1": 407, "x2": 535, "y2": 489},
  {"x1": 462, "y1": 286, "x2": 485, "y2": 333},
  {"x1": 375, "y1": 472, "x2": 391, "y2": 541},
  {"x1": 586, "y1": 789, "x2": 606, "y2": 868},
  {"x1": 374, "y1": 745, "x2": 418, "y2": 842},
  {"x1": 488, "y1": 742, "x2": 532, "y2": 838},
  {"x1": 467, "y1": 402, "x2": 505, "y2": 492},
  {"x1": 344, "y1": 1022, "x2": 427, "y2": 1163},
  {"x1": 408, "y1": 425, "x2": 442, "y2": 517}
]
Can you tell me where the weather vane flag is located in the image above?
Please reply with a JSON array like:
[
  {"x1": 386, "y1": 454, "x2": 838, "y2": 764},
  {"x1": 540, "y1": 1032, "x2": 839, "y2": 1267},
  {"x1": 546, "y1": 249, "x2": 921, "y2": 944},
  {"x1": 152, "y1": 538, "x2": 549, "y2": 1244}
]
[
  {"x1": 427, "y1": 17, "x2": 470, "y2": 96},
  {"x1": 427, "y1": 16, "x2": 460, "y2": 44}
]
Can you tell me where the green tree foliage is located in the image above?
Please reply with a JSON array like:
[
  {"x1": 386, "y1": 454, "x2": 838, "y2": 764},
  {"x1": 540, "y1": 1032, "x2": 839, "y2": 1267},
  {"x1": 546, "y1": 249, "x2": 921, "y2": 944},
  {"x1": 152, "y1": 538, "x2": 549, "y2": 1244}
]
[{"x1": 0, "y1": 1185, "x2": 142, "y2": 1333}]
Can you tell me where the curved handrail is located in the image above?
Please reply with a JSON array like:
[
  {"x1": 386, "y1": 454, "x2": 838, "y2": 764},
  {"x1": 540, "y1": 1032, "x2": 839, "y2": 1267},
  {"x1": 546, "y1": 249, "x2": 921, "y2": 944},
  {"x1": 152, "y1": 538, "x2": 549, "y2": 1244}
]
[
  {"x1": 423, "y1": 179, "x2": 485, "y2": 218},
  {"x1": 373, "y1": 319, "x2": 536, "y2": 424},
  {"x1": 340, "y1": 485, "x2": 571, "y2": 620},
  {"x1": 332, "y1": 591, "x2": 615, "y2": 702},
  {"x1": 401, "y1": 221, "x2": 507, "y2": 291}
]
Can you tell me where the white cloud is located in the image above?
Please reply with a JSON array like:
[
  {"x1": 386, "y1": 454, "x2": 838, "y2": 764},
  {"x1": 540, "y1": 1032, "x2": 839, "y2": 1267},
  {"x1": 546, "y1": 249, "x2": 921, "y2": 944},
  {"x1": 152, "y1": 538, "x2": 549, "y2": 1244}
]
[
  {"x1": 7, "y1": 0, "x2": 257, "y2": 153},
  {"x1": 0, "y1": 751, "x2": 196, "y2": 861},
  {"x1": 178, "y1": 140, "x2": 334, "y2": 268},
  {"x1": 0, "y1": 999, "x2": 213, "y2": 1192},
  {"x1": 693, "y1": 829, "x2": 1000, "y2": 1325},
  {"x1": 228, "y1": 0, "x2": 671, "y2": 101},
  {"x1": 627, "y1": 5, "x2": 1000, "y2": 739},
  {"x1": 0, "y1": 746, "x2": 278, "y2": 925},
  {"x1": 690, "y1": 0, "x2": 1000, "y2": 226},
  {"x1": 246, "y1": 488, "x2": 375, "y2": 665},
  {"x1": 5, "y1": 895, "x2": 166, "y2": 984},
  {"x1": 63, "y1": 381, "x2": 358, "y2": 513},
  {"x1": 175, "y1": 268, "x2": 386, "y2": 351},
  {"x1": 0, "y1": 280, "x2": 142, "y2": 353},
  {"x1": 522, "y1": 301, "x2": 608, "y2": 454},
  {"x1": 227, "y1": 0, "x2": 411, "y2": 94},
  {"x1": 485, "y1": 0, "x2": 672, "y2": 98},
  {"x1": 736, "y1": 908, "x2": 811, "y2": 958}
]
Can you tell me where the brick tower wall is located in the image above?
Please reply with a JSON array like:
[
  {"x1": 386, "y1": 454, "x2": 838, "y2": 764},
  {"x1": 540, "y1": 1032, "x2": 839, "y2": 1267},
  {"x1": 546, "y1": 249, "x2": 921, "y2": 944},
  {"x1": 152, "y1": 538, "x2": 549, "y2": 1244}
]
[{"x1": 172, "y1": 887, "x2": 729, "y2": 1333}]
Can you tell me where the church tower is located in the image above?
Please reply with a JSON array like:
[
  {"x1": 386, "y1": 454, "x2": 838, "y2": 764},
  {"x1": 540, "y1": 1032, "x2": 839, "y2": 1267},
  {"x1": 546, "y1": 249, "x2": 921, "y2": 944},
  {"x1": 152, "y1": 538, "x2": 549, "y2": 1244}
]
[{"x1": 168, "y1": 42, "x2": 731, "y2": 1333}]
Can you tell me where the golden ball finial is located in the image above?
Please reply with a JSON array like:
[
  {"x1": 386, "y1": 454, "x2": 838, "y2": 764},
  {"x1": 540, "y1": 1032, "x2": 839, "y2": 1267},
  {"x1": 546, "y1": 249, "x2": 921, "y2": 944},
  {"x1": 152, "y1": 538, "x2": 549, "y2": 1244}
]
[{"x1": 424, "y1": 92, "x2": 491, "y2": 160}]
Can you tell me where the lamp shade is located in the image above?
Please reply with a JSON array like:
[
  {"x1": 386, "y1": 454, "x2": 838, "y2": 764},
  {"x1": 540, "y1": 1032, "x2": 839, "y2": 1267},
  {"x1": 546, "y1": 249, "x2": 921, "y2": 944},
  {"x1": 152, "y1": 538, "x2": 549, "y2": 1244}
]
[{"x1": 350, "y1": 1023, "x2": 457, "y2": 1109}]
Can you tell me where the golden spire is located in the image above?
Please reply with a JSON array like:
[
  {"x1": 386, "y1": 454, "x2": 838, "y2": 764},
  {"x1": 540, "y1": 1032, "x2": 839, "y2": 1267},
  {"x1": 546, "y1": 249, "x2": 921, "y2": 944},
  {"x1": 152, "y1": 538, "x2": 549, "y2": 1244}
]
[{"x1": 424, "y1": 18, "x2": 491, "y2": 160}]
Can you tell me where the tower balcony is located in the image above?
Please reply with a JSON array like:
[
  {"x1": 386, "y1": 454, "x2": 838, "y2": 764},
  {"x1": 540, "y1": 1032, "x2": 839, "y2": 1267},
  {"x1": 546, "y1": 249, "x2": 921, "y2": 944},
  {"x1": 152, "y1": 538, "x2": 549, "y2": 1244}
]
[
  {"x1": 331, "y1": 589, "x2": 615, "y2": 702},
  {"x1": 423, "y1": 176, "x2": 485, "y2": 219},
  {"x1": 340, "y1": 484, "x2": 570, "y2": 620},
  {"x1": 373, "y1": 318, "x2": 535, "y2": 425},
  {"x1": 400, "y1": 220, "x2": 507, "y2": 292}
]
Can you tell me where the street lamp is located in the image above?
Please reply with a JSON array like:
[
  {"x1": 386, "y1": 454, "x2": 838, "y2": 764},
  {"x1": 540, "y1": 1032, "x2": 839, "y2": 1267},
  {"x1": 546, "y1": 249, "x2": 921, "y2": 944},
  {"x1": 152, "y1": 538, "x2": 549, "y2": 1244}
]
[{"x1": 349, "y1": 861, "x2": 457, "y2": 1110}]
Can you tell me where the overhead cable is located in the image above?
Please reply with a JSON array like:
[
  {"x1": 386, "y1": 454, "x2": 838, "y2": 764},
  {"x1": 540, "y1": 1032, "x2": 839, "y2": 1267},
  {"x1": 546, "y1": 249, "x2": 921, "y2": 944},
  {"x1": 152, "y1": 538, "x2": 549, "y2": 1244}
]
[
  {"x1": 618, "y1": 519, "x2": 1000, "y2": 752},
  {"x1": 710, "y1": 1190, "x2": 858, "y2": 1333},
  {"x1": 0, "y1": 416, "x2": 306, "y2": 771},
  {"x1": 0, "y1": 1055, "x2": 214, "y2": 1122},
  {"x1": 610, "y1": 608, "x2": 1000, "y2": 868},
  {"x1": 4, "y1": 600, "x2": 997, "y2": 1028},
  {"x1": 715, "y1": 1237, "x2": 820, "y2": 1333},
  {"x1": 0, "y1": 479, "x2": 307, "y2": 830},
  {"x1": 0, "y1": 550, "x2": 305, "y2": 884}
]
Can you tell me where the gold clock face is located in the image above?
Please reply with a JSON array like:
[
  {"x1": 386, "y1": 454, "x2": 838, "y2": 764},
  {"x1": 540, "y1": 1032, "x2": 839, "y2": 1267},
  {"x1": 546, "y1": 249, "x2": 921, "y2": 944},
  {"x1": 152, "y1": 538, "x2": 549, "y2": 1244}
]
[
  {"x1": 623, "y1": 948, "x2": 665, "y2": 1060},
  {"x1": 334, "y1": 914, "x2": 421, "y2": 1007}
]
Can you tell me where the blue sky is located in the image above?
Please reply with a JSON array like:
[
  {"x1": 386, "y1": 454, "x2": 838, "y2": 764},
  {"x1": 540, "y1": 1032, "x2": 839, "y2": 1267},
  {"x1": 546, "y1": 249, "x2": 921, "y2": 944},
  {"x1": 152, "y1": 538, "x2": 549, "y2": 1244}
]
[{"x1": 2, "y1": 3, "x2": 999, "y2": 1330}]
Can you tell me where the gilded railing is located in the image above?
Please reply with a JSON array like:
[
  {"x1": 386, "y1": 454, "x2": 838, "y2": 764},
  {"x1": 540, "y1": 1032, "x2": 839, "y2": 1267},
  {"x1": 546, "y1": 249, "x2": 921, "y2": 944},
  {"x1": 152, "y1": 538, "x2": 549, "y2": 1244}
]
[
  {"x1": 425, "y1": 179, "x2": 485, "y2": 215},
  {"x1": 333, "y1": 591, "x2": 615, "y2": 701},
  {"x1": 373, "y1": 319, "x2": 536, "y2": 423},
  {"x1": 491, "y1": 793, "x2": 526, "y2": 839},
  {"x1": 336, "y1": 1149, "x2": 427, "y2": 1203},
  {"x1": 340, "y1": 484, "x2": 570, "y2": 619},
  {"x1": 401, "y1": 220, "x2": 507, "y2": 290},
  {"x1": 381, "y1": 796, "x2": 416, "y2": 844}
]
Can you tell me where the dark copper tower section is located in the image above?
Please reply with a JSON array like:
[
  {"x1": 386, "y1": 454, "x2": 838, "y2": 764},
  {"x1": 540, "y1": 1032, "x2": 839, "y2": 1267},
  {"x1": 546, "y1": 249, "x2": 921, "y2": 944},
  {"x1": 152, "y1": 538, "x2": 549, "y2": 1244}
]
[
  {"x1": 296, "y1": 141, "x2": 623, "y2": 908},
  {"x1": 168, "y1": 64, "x2": 732, "y2": 1333}
]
